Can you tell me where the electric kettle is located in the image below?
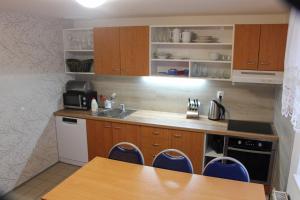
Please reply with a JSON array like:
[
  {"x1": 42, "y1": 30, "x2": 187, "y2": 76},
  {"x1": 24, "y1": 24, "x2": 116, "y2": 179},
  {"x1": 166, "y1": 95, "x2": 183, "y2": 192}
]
[{"x1": 208, "y1": 100, "x2": 225, "y2": 120}]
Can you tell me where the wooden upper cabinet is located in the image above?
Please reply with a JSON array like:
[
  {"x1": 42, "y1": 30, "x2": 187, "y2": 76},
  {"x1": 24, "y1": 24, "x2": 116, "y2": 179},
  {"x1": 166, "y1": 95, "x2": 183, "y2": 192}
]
[
  {"x1": 120, "y1": 26, "x2": 149, "y2": 76},
  {"x1": 233, "y1": 24, "x2": 261, "y2": 70},
  {"x1": 258, "y1": 24, "x2": 288, "y2": 71},
  {"x1": 86, "y1": 120, "x2": 113, "y2": 161},
  {"x1": 94, "y1": 27, "x2": 121, "y2": 75},
  {"x1": 233, "y1": 24, "x2": 288, "y2": 71}
]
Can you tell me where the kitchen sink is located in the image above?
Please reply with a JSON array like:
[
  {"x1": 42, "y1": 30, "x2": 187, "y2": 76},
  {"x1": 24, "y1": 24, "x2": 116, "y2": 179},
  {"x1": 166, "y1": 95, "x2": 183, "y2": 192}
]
[{"x1": 97, "y1": 108, "x2": 136, "y2": 119}]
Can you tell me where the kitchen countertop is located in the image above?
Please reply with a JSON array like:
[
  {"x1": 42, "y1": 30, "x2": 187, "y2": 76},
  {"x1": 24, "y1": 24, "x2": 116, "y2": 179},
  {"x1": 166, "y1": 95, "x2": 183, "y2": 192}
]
[{"x1": 54, "y1": 109, "x2": 279, "y2": 142}]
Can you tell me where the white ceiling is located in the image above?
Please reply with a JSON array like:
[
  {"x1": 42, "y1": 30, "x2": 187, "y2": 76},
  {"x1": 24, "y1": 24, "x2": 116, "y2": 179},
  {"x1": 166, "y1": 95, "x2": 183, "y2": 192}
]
[{"x1": 0, "y1": 0, "x2": 289, "y2": 19}]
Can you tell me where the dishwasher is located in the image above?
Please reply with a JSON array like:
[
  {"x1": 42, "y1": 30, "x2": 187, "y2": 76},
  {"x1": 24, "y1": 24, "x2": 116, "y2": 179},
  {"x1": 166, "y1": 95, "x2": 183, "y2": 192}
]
[{"x1": 56, "y1": 116, "x2": 88, "y2": 166}]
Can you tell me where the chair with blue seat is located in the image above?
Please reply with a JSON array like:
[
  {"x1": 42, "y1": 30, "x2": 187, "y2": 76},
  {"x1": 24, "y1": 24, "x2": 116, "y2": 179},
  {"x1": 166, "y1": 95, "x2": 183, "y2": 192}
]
[
  {"x1": 202, "y1": 157, "x2": 250, "y2": 182},
  {"x1": 108, "y1": 142, "x2": 144, "y2": 165},
  {"x1": 152, "y1": 149, "x2": 194, "y2": 174}
]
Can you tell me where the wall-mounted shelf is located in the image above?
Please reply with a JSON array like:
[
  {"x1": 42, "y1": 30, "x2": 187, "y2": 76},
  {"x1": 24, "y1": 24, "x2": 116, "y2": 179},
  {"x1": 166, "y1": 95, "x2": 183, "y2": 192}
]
[
  {"x1": 65, "y1": 72, "x2": 95, "y2": 75},
  {"x1": 63, "y1": 28, "x2": 95, "y2": 75},
  {"x1": 152, "y1": 59, "x2": 232, "y2": 64},
  {"x1": 150, "y1": 25, "x2": 234, "y2": 81},
  {"x1": 152, "y1": 42, "x2": 232, "y2": 46},
  {"x1": 64, "y1": 50, "x2": 94, "y2": 52}
]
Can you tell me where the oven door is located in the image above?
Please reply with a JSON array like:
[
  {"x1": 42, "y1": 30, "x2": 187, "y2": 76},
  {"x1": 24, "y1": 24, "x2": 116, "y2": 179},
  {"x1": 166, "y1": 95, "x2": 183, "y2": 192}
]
[
  {"x1": 63, "y1": 93, "x2": 83, "y2": 109},
  {"x1": 226, "y1": 147, "x2": 272, "y2": 184}
]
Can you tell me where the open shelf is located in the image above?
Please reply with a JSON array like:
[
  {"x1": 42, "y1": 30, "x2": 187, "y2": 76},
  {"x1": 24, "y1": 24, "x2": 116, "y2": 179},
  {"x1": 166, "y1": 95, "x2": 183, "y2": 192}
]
[
  {"x1": 152, "y1": 42, "x2": 232, "y2": 46},
  {"x1": 65, "y1": 72, "x2": 95, "y2": 75},
  {"x1": 152, "y1": 59, "x2": 231, "y2": 64},
  {"x1": 64, "y1": 50, "x2": 94, "y2": 52},
  {"x1": 150, "y1": 25, "x2": 234, "y2": 81}
]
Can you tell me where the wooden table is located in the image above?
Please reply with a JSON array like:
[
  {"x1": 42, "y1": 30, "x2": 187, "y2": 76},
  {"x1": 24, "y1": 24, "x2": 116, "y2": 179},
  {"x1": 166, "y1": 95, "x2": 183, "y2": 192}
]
[{"x1": 42, "y1": 157, "x2": 265, "y2": 200}]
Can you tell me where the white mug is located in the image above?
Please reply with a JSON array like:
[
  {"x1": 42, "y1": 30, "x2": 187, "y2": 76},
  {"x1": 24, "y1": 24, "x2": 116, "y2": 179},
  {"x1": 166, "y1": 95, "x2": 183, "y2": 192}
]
[{"x1": 182, "y1": 31, "x2": 192, "y2": 43}]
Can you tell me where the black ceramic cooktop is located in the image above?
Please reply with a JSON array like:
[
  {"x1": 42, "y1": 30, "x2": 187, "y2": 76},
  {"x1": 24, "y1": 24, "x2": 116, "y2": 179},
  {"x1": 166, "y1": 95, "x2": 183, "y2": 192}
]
[{"x1": 228, "y1": 120, "x2": 273, "y2": 135}]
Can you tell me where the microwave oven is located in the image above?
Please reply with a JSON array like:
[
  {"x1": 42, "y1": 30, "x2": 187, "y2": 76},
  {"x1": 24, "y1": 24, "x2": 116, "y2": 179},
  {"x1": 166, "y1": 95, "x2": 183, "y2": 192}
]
[{"x1": 63, "y1": 91, "x2": 97, "y2": 110}]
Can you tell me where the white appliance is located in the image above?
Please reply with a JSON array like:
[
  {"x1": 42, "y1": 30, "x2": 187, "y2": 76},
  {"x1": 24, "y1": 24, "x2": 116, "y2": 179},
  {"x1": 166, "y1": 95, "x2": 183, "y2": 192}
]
[
  {"x1": 56, "y1": 116, "x2": 88, "y2": 166},
  {"x1": 232, "y1": 70, "x2": 283, "y2": 84}
]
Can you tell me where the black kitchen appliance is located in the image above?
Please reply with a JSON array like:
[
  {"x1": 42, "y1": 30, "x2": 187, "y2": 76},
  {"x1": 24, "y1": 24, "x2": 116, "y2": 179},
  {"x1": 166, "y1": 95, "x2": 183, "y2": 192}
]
[
  {"x1": 63, "y1": 80, "x2": 97, "y2": 110},
  {"x1": 224, "y1": 120, "x2": 275, "y2": 184}
]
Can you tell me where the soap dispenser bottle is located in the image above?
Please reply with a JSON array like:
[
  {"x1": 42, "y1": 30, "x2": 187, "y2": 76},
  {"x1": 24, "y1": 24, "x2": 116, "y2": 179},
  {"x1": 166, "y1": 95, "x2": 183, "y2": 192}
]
[{"x1": 91, "y1": 98, "x2": 99, "y2": 115}]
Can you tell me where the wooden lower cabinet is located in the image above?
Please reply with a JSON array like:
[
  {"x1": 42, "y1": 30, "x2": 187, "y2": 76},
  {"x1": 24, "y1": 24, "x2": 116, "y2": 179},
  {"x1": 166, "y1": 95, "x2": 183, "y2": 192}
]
[
  {"x1": 112, "y1": 123, "x2": 141, "y2": 147},
  {"x1": 86, "y1": 120, "x2": 204, "y2": 174},
  {"x1": 169, "y1": 129, "x2": 204, "y2": 174},
  {"x1": 86, "y1": 120, "x2": 113, "y2": 160},
  {"x1": 140, "y1": 126, "x2": 170, "y2": 165}
]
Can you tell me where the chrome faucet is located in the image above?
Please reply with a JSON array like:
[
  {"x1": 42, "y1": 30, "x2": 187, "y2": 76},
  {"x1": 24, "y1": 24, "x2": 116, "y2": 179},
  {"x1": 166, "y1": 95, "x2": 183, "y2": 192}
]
[{"x1": 120, "y1": 104, "x2": 126, "y2": 112}]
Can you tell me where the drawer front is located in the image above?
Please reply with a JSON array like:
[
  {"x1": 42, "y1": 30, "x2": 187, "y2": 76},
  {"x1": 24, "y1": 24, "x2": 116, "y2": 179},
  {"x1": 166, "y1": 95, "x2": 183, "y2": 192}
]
[
  {"x1": 140, "y1": 126, "x2": 170, "y2": 166},
  {"x1": 141, "y1": 126, "x2": 170, "y2": 150},
  {"x1": 143, "y1": 147, "x2": 166, "y2": 166}
]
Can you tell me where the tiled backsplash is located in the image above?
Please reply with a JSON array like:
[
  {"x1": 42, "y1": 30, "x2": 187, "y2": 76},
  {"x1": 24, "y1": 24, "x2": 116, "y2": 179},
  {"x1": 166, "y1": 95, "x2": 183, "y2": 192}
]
[{"x1": 78, "y1": 75, "x2": 276, "y2": 122}]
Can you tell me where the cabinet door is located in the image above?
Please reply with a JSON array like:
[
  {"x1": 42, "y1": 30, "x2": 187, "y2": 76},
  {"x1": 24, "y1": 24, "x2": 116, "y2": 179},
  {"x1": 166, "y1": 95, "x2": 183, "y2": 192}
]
[
  {"x1": 86, "y1": 120, "x2": 113, "y2": 161},
  {"x1": 140, "y1": 126, "x2": 170, "y2": 165},
  {"x1": 233, "y1": 24, "x2": 261, "y2": 70},
  {"x1": 258, "y1": 24, "x2": 288, "y2": 71},
  {"x1": 94, "y1": 27, "x2": 121, "y2": 75},
  {"x1": 169, "y1": 130, "x2": 204, "y2": 174},
  {"x1": 112, "y1": 123, "x2": 141, "y2": 147},
  {"x1": 120, "y1": 26, "x2": 149, "y2": 76}
]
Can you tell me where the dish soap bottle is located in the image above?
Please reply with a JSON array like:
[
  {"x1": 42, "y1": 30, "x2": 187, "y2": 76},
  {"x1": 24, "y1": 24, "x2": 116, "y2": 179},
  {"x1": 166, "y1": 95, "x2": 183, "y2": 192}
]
[{"x1": 91, "y1": 98, "x2": 98, "y2": 116}]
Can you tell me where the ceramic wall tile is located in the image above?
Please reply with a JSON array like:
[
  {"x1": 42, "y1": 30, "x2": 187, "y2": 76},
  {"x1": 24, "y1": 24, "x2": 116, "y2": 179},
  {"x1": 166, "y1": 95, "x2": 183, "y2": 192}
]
[{"x1": 82, "y1": 76, "x2": 275, "y2": 122}]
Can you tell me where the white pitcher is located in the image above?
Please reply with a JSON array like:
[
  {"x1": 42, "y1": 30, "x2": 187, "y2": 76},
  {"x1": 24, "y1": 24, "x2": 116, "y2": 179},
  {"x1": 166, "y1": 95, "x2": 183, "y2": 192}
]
[{"x1": 170, "y1": 28, "x2": 181, "y2": 43}]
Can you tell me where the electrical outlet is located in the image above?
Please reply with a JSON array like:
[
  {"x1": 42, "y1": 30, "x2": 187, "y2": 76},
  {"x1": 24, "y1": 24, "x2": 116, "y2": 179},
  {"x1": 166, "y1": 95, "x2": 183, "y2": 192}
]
[{"x1": 217, "y1": 91, "x2": 224, "y2": 100}]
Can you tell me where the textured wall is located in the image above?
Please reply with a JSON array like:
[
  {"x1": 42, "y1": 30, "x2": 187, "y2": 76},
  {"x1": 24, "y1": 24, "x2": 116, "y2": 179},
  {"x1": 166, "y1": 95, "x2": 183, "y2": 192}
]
[
  {"x1": 273, "y1": 86, "x2": 295, "y2": 190},
  {"x1": 0, "y1": 12, "x2": 70, "y2": 195},
  {"x1": 80, "y1": 76, "x2": 276, "y2": 122}
]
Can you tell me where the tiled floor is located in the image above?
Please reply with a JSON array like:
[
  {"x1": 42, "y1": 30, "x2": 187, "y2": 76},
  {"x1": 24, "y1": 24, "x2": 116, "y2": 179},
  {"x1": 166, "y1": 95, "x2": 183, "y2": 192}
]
[{"x1": 2, "y1": 162, "x2": 80, "y2": 200}]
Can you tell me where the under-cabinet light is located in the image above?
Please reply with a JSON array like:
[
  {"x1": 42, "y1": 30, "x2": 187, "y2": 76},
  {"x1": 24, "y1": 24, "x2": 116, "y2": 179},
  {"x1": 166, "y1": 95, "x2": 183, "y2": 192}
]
[{"x1": 75, "y1": 0, "x2": 107, "y2": 8}]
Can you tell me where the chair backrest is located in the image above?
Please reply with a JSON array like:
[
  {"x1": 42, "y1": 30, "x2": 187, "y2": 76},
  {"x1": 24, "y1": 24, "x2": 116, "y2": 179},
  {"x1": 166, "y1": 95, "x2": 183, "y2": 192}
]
[
  {"x1": 152, "y1": 149, "x2": 194, "y2": 174},
  {"x1": 203, "y1": 157, "x2": 250, "y2": 182},
  {"x1": 108, "y1": 142, "x2": 144, "y2": 165}
]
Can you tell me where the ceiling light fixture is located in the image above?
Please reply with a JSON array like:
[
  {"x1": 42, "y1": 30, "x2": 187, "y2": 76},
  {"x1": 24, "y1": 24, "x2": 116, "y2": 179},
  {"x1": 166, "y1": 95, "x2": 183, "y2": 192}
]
[{"x1": 75, "y1": 0, "x2": 107, "y2": 8}]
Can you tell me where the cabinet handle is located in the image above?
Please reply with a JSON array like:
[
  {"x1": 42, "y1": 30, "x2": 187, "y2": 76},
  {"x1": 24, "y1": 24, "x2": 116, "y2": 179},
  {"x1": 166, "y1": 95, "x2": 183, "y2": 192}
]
[
  {"x1": 260, "y1": 62, "x2": 270, "y2": 65},
  {"x1": 104, "y1": 126, "x2": 112, "y2": 128},
  {"x1": 152, "y1": 144, "x2": 160, "y2": 147},
  {"x1": 247, "y1": 61, "x2": 256, "y2": 65},
  {"x1": 152, "y1": 155, "x2": 156, "y2": 158},
  {"x1": 113, "y1": 127, "x2": 121, "y2": 129},
  {"x1": 152, "y1": 131, "x2": 160, "y2": 135},
  {"x1": 173, "y1": 134, "x2": 182, "y2": 138}
]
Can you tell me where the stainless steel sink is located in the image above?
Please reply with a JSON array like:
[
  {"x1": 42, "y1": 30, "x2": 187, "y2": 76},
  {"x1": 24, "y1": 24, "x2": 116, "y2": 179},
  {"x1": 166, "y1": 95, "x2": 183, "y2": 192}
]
[{"x1": 97, "y1": 108, "x2": 136, "y2": 119}]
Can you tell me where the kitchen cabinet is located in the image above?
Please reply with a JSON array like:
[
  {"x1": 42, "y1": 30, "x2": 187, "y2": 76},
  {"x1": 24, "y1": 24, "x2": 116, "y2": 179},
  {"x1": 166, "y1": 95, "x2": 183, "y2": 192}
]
[
  {"x1": 233, "y1": 24, "x2": 288, "y2": 71},
  {"x1": 169, "y1": 129, "x2": 204, "y2": 173},
  {"x1": 258, "y1": 24, "x2": 288, "y2": 71},
  {"x1": 93, "y1": 26, "x2": 149, "y2": 76},
  {"x1": 86, "y1": 120, "x2": 113, "y2": 160},
  {"x1": 120, "y1": 26, "x2": 149, "y2": 76},
  {"x1": 140, "y1": 126, "x2": 170, "y2": 165},
  {"x1": 112, "y1": 123, "x2": 141, "y2": 147},
  {"x1": 233, "y1": 25, "x2": 261, "y2": 70},
  {"x1": 86, "y1": 119, "x2": 204, "y2": 174},
  {"x1": 93, "y1": 27, "x2": 121, "y2": 75}
]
